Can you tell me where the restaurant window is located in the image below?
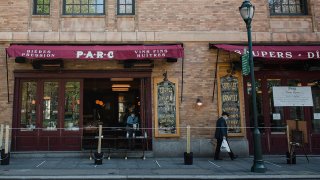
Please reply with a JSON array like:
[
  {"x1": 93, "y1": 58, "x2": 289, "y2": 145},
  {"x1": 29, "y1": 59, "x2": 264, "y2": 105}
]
[
  {"x1": 33, "y1": 0, "x2": 50, "y2": 15},
  {"x1": 269, "y1": 0, "x2": 308, "y2": 15},
  {"x1": 43, "y1": 82, "x2": 59, "y2": 131},
  {"x1": 287, "y1": 79, "x2": 304, "y2": 120},
  {"x1": 20, "y1": 81, "x2": 37, "y2": 131},
  {"x1": 267, "y1": 79, "x2": 285, "y2": 133},
  {"x1": 117, "y1": 0, "x2": 135, "y2": 15},
  {"x1": 308, "y1": 80, "x2": 320, "y2": 133},
  {"x1": 64, "y1": 81, "x2": 80, "y2": 131},
  {"x1": 63, "y1": 0, "x2": 105, "y2": 15}
]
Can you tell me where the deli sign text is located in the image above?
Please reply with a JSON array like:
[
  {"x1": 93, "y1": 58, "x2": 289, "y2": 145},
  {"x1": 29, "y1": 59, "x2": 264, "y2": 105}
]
[{"x1": 212, "y1": 44, "x2": 320, "y2": 60}]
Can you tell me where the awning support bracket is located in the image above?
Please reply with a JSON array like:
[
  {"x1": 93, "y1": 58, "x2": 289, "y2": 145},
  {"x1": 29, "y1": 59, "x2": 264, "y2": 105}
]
[
  {"x1": 212, "y1": 49, "x2": 220, "y2": 103},
  {"x1": 5, "y1": 51, "x2": 10, "y2": 103},
  {"x1": 181, "y1": 57, "x2": 184, "y2": 102}
]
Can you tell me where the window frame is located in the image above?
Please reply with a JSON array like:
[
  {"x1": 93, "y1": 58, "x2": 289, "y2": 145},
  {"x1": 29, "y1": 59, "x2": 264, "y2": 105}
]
[
  {"x1": 33, "y1": 0, "x2": 50, "y2": 15},
  {"x1": 269, "y1": 0, "x2": 308, "y2": 16},
  {"x1": 62, "y1": 0, "x2": 105, "y2": 16},
  {"x1": 117, "y1": 0, "x2": 135, "y2": 16}
]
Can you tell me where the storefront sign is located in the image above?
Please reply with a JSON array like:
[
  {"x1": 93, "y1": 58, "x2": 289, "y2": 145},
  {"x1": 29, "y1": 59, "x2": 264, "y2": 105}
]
[
  {"x1": 154, "y1": 77, "x2": 180, "y2": 137},
  {"x1": 212, "y1": 44, "x2": 320, "y2": 60},
  {"x1": 220, "y1": 75, "x2": 241, "y2": 133},
  {"x1": 273, "y1": 86, "x2": 313, "y2": 106},
  {"x1": 6, "y1": 44, "x2": 184, "y2": 60}
]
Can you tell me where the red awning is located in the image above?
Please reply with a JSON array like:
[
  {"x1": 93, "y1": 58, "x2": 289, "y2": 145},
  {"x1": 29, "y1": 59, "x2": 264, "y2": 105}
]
[
  {"x1": 6, "y1": 44, "x2": 184, "y2": 60},
  {"x1": 211, "y1": 44, "x2": 320, "y2": 60}
]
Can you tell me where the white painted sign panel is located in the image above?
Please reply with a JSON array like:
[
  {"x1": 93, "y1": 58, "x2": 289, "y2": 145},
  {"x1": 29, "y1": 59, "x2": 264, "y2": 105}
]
[
  {"x1": 273, "y1": 86, "x2": 313, "y2": 107},
  {"x1": 314, "y1": 113, "x2": 320, "y2": 120}
]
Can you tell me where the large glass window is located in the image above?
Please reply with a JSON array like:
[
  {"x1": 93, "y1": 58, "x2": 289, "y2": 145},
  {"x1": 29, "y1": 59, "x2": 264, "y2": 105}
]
[
  {"x1": 287, "y1": 79, "x2": 304, "y2": 120},
  {"x1": 63, "y1": 0, "x2": 105, "y2": 15},
  {"x1": 64, "y1": 82, "x2": 80, "y2": 131},
  {"x1": 43, "y1": 82, "x2": 59, "y2": 131},
  {"x1": 269, "y1": 0, "x2": 308, "y2": 15},
  {"x1": 33, "y1": 0, "x2": 50, "y2": 15},
  {"x1": 268, "y1": 79, "x2": 285, "y2": 133},
  {"x1": 20, "y1": 82, "x2": 37, "y2": 131},
  {"x1": 117, "y1": 0, "x2": 135, "y2": 15}
]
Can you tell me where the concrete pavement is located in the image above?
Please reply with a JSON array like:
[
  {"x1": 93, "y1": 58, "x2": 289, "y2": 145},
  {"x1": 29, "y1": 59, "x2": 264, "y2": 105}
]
[{"x1": 0, "y1": 152, "x2": 320, "y2": 179}]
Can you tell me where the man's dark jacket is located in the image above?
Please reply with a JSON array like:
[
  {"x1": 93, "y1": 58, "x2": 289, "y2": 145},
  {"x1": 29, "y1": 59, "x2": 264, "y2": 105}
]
[{"x1": 214, "y1": 117, "x2": 228, "y2": 140}]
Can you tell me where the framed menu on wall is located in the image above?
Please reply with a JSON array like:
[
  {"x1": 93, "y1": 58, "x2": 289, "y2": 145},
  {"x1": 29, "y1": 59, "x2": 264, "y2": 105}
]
[
  {"x1": 154, "y1": 77, "x2": 180, "y2": 137},
  {"x1": 217, "y1": 63, "x2": 245, "y2": 136}
]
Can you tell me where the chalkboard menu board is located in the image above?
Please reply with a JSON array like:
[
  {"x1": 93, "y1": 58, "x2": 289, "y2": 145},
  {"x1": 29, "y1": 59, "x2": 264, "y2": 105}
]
[
  {"x1": 154, "y1": 78, "x2": 180, "y2": 137},
  {"x1": 220, "y1": 75, "x2": 241, "y2": 133}
]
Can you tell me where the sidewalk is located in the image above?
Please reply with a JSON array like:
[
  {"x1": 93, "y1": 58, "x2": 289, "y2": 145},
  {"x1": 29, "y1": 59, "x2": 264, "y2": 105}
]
[{"x1": 0, "y1": 153, "x2": 320, "y2": 179}]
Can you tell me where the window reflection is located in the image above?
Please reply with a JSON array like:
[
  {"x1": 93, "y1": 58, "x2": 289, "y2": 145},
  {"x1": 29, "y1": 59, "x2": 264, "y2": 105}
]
[
  {"x1": 20, "y1": 82, "x2": 37, "y2": 131},
  {"x1": 43, "y1": 82, "x2": 59, "y2": 131},
  {"x1": 64, "y1": 82, "x2": 80, "y2": 131}
]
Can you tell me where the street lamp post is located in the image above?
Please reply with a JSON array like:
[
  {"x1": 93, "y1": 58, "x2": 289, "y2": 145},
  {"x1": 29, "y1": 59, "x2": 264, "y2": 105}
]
[{"x1": 239, "y1": 0, "x2": 266, "y2": 173}]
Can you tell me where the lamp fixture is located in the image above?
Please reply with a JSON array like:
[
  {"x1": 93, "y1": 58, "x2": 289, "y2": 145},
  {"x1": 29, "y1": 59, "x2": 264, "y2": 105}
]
[
  {"x1": 110, "y1": 78, "x2": 134, "y2": 82},
  {"x1": 239, "y1": 0, "x2": 255, "y2": 23},
  {"x1": 32, "y1": 59, "x2": 64, "y2": 70},
  {"x1": 196, "y1": 98, "x2": 203, "y2": 106},
  {"x1": 112, "y1": 84, "x2": 131, "y2": 88},
  {"x1": 112, "y1": 88, "x2": 129, "y2": 92}
]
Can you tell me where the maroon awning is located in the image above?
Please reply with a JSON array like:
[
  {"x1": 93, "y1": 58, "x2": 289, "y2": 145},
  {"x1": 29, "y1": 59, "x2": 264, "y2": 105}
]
[
  {"x1": 6, "y1": 44, "x2": 184, "y2": 60},
  {"x1": 211, "y1": 44, "x2": 320, "y2": 60}
]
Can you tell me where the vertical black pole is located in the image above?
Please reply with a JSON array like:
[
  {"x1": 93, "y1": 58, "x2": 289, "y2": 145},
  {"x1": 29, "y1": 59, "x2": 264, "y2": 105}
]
[{"x1": 247, "y1": 19, "x2": 266, "y2": 173}]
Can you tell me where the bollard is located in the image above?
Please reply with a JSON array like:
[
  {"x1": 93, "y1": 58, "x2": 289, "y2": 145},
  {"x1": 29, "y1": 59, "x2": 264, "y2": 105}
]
[
  {"x1": 0, "y1": 124, "x2": 3, "y2": 149},
  {"x1": 94, "y1": 152, "x2": 103, "y2": 165},
  {"x1": 1, "y1": 125, "x2": 10, "y2": 165},
  {"x1": 1, "y1": 149, "x2": 10, "y2": 165},
  {"x1": 184, "y1": 125, "x2": 193, "y2": 165},
  {"x1": 94, "y1": 125, "x2": 103, "y2": 165}
]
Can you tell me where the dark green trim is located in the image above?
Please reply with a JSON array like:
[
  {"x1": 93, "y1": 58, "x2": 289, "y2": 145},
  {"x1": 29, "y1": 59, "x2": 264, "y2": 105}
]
[
  {"x1": 117, "y1": 0, "x2": 135, "y2": 15},
  {"x1": 62, "y1": 0, "x2": 105, "y2": 16}
]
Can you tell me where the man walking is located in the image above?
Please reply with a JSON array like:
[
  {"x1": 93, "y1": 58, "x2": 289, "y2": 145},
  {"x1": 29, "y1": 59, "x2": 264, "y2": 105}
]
[{"x1": 214, "y1": 112, "x2": 237, "y2": 160}]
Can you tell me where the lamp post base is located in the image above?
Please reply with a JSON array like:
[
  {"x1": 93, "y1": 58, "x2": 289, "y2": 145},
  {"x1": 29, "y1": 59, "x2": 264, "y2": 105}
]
[{"x1": 251, "y1": 160, "x2": 267, "y2": 173}]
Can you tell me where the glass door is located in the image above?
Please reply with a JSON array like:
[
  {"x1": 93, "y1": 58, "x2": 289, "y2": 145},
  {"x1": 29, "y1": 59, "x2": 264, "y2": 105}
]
[{"x1": 14, "y1": 79, "x2": 82, "y2": 151}]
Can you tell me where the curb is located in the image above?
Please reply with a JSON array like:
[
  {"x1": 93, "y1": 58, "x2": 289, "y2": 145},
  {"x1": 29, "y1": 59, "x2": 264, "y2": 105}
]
[{"x1": 0, "y1": 175, "x2": 320, "y2": 180}]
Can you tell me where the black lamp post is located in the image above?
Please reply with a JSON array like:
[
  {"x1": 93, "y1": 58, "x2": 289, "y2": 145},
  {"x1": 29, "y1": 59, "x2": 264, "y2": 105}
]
[{"x1": 239, "y1": 0, "x2": 266, "y2": 173}]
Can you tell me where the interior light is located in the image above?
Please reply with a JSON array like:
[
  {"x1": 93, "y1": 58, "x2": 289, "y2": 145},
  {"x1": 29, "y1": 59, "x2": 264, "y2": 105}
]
[
  {"x1": 112, "y1": 88, "x2": 129, "y2": 92},
  {"x1": 196, "y1": 98, "x2": 203, "y2": 106},
  {"x1": 110, "y1": 78, "x2": 134, "y2": 81},
  {"x1": 112, "y1": 84, "x2": 131, "y2": 88}
]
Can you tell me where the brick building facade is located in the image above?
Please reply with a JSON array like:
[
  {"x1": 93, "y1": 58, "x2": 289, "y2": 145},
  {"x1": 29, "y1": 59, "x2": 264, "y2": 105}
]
[{"x1": 0, "y1": 0, "x2": 320, "y2": 156}]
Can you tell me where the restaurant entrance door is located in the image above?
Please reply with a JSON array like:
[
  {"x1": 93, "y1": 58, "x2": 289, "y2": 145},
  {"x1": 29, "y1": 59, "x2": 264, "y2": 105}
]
[
  {"x1": 82, "y1": 78, "x2": 149, "y2": 151},
  {"x1": 244, "y1": 70, "x2": 320, "y2": 154}
]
